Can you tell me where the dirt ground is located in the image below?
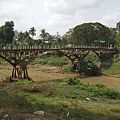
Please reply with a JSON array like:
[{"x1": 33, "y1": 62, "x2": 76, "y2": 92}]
[{"x1": 0, "y1": 64, "x2": 120, "y2": 91}]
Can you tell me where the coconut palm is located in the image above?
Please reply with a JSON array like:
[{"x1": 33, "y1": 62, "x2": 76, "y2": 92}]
[
  {"x1": 40, "y1": 29, "x2": 46, "y2": 41},
  {"x1": 29, "y1": 27, "x2": 36, "y2": 38}
]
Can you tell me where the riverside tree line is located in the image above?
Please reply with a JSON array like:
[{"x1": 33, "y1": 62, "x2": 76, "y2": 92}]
[{"x1": 0, "y1": 21, "x2": 120, "y2": 48}]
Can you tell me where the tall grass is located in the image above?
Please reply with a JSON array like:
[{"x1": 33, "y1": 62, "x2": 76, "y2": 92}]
[{"x1": 0, "y1": 86, "x2": 33, "y2": 110}]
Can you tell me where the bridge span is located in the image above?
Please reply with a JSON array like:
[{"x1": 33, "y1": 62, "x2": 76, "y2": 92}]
[{"x1": 0, "y1": 45, "x2": 117, "y2": 80}]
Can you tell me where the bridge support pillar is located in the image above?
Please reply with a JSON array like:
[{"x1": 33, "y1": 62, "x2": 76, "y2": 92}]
[
  {"x1": 72, "y1": 61, "x2": 83, "y2": 73},
  {"x1": 72, "y1": 60, "x2": 80, "y2": 73},
  {"x1": 11, "y1": 65, "x2": 30, "y2": 80}
]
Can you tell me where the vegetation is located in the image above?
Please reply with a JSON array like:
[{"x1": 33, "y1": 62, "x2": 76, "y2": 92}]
[
  {"x1": 0, "y1": 78, "x2": 120, "y2": 119},
  {"x1": 0, "y1": 21, "x2": 14, "y2": 47},
  {"x1": 80, "y1": 60, "x2": 101, "y2": 76},
  {"x1": 72, "y1": 22, "x2": 114, "y2": 46}
]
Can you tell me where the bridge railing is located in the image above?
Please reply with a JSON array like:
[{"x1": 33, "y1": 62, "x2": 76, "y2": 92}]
[{"x1": 0, "y1": 44, "x2": 111, "y2": 50}]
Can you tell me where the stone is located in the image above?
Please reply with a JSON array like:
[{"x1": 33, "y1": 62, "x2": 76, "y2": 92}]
[
  {"x1": 33, "y1": 110, "x2": 45, "y2": 116},
  {"x1": 3, "y1": 114, "x2": 11, "y2": 120},
  {"x1": 85, "y1": 98, "x2": 91, "y2": 101}
]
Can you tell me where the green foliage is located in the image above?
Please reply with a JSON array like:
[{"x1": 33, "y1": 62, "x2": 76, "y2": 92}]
[
  {"x1": 48, "y1": 56, "x2": 68, "y2": 67},
  {"x1": 101, "y1": 63, "x2": 120, "y2": 74},
  {"x1": 0, "y1": 87, "x2": 33, "y2": 110},
  {"x1": 81, "y1": 61, "x2": 101, "y2": 76},
  {"x1": 32, "y1": 54, "x2": 69, "y2": 67},
  {"x1": 0, "y1": 57, "x2": 9, "y2": 65},
  {"x1": 84, "y1": 53, "x2": 99, "y2": 63},
  {"x1": 65, "y1": 78, "x2": 120, "y2": 100},
  {"x1": 84, "y1": 83, "x2": 120, "y2": 99},
  {"x1": 65, "y1": 77, "x2": 83, "y2": 85},
  {"x1": 0, "y1": 21, "x2": 14, "y2": 44},
  {"x1": 16, "y1": 79, "x2": 34, "y2": 85},
  {"x1": 63, "y1": 65, "x2": 73, "y2": 72},
  {"x1": 37, "y1": 58, "x2": 48, "y2": 65},
  {"x1": 72, "y1": 22, "x2": 112, "y2": 46}
]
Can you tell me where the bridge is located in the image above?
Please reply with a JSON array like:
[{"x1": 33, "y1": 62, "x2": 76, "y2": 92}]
[{"x1": 0, "y1": 45, "x2": 117, "y2": 80}]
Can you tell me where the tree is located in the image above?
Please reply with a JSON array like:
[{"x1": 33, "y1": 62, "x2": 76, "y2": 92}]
[
  {"x1": 109, "y1": 27, "x2": 117, "y2": 45},
  {"x1": 17, "y1": 31, "x2": 25, "y2": 43},
  {"x1": 0, "y1": 21, "x2": 14, "y2": 44},
  {"x1": 116, "y1": 21, "x2": 120, "y2": 32},
  {"x1": 40, "y1": 29, "x2": 46, "y2": 41},
  {"x1": 115, "y1": 21, "x2": 120, "y2": 44},
  {"x1": 72, "y1": 22, "x2": 112, "y2": 46},
  {"x1": 63, "y1": 28, "x2": 74, "y2": 44},
  {"x1": 0, "y1": 27, "x2": 4, "y2": 45},
  {"x1": 39, "y1": 29, "x2": 51, "y2": 41},
  {"x1": 3, "y1": 21, "x2": 14, "y2": 43},
  {"x1": 81, "y1": 61, "x2": 101, "y2": 76},
  {"x1": 29, "y1": 27, "x2": 36, "y2": 38}
]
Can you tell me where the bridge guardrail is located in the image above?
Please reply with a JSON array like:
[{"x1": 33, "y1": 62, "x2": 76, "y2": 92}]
[{"x1": 0, "y1": 44, "x2": 113, "y2": 50}]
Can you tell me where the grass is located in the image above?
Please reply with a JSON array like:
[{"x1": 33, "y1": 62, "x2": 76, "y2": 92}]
[
  {"x1": 0, "y1": 78, "x2": 120, "y2": 120},
  {"x1": 101, "y1": 63, "x2": 120, "y2": 74},
  {"x1": 80, "y1": 76, "x2": 120, "y2": 91}
]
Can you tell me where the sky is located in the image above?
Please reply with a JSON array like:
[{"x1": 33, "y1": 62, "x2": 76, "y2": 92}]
[{"x1": 0, "y1": 0, "x2": 120, "y2": 37}]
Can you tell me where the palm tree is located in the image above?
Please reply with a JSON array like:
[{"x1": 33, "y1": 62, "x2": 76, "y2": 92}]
[
  {"x1": 39, "y1": 29, "x2": 52, "y2": 43},
  {"x1": 29, "y1": 27, "x2": 36, "y2": 38},
  {"x1": 40, "y1": 29, "x2": 46, "y2": 41}
]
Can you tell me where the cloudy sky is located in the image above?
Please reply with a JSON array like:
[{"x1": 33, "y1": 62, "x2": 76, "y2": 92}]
[{"x1": 0, "y1": 0, "x2": 120, "y2": 36}]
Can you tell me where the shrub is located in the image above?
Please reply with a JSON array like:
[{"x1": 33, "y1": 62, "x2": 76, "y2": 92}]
[
  {"x1": 65, "y1": 77, "x2": 82, "y2": 85},
  {"x1": 85, "y1": 83, "x2": 120, "y2": 99},
  {"x1": 16, "y1": 79, "x2": 34, "y2": 85},
  {"x1": 38, "y1": 59, "x2": 48, "y2": 65},
  {"x1": 63, "y1": 66, "x2": 73, "y2": 72},
  {"x1": 81, "y1": 61, "x2": 101, "y2": 76}
]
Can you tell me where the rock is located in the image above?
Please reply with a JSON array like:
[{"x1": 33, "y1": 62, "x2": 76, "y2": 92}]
[
  {"x1": 85, "y1": 98, "x2": 91, "y2": 101},
  {"x1": 66, "y1": 112, "x2": 69, "y2": 116},
  {"x1": 33, "y1": 110, "x2": 45, "y2": 116},
  {"x1": 3, "y1": 114, "x2": 11, "y2": 120}
]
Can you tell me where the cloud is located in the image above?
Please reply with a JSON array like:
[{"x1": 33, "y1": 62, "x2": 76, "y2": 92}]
[
  {"x1": 1, "y1": 0, "x2": 117, "y2": 36},
  {"x1": 43, "y1": 0, "x2": 105, "y2": 34},
  {"x1": 0, "y1": 0, "x2": 43, "y2": 32},
  {"x1": 101, "y1": 7, "x2": 120, "y2": 27},
  {"x1": 44, "y1": 0, "x2": 104, "y2": 15},
  {"x1": 0, "y1": 0, "x2": 26, "y2": 25}
]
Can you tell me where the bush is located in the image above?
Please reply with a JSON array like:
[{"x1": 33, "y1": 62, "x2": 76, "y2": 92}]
[
  {"x1": 38, "y1": 59, "x2": 48, "y2": 65},
  {"x1": 81, "y1": 61, "x2": 101, "y2": 76},
  {"x1": 85, "y1": 83, "x2": 120, "y2": 99},
  {"x1": 16, "y1": 79, "x2": 34, "y2": 85},
  {"x1": 63, "y1": 66, "x2": 73, "y2": 72},
  {"x1": 65, "y1": 77, "x2": 82, "y2": 85}
]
